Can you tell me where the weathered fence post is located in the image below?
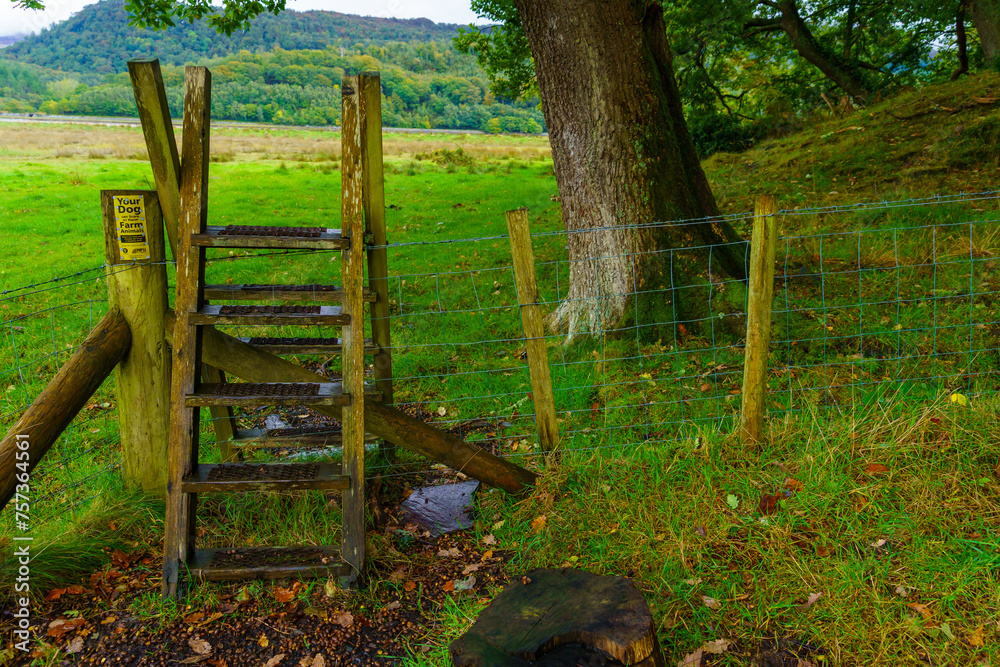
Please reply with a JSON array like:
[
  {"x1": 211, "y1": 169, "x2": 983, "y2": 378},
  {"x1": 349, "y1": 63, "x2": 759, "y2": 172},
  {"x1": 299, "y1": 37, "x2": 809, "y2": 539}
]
[
  {"x1": 505, "y1": 208, "x2": 560, "y2": 453},
  {"x1": 739, "y1": 196, "x2": 778, "y2": 446},
  {"x1": 360, "y1": 71, "x2": 395, "y2": 461},
  {"x1": 102, "y1": 189, "x2": 171, "y2": 495}
]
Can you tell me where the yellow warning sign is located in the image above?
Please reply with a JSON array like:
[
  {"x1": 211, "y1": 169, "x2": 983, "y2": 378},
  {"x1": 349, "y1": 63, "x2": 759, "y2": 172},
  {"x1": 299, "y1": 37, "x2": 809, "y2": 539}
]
[{"x1": 113, "y1": 195, "x2": 150, "y2": 261}]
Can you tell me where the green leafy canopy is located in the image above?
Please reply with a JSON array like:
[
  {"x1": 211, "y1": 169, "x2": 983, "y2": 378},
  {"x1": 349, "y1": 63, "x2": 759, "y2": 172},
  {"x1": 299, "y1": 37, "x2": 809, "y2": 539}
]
[{"x1": 454, "y1": 0, "x2": 536, "y2": 101}]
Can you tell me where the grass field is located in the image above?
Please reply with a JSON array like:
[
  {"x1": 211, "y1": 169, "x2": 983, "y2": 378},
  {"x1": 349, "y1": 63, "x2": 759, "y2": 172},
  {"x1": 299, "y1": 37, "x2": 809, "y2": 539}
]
[{"x1": 2, "y1": 72, "x2": 1000, "y2": 666}]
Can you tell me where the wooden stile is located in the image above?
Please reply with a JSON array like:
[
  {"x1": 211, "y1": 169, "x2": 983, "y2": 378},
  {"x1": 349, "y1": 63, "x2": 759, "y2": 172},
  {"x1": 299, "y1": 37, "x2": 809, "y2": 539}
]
[
  {"x1": 101, "y1": 189, "x2": 170, "y2": 495},
  {"x1": 739, "y1": 196, "x2": 778, "y2": 446},
  {"x1": 506, "y1": 208, "x2": 560, "y2": 453}
]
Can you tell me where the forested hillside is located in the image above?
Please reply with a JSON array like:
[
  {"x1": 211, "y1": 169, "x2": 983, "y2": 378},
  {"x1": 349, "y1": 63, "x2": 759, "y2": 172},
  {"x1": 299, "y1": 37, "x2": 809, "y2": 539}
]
[
  {"x1": 0, "y1": 0, "x2": 544, "y2": 133},
  {"x1": 2, "y1": 0, "x2": 460, "y2": 74}
]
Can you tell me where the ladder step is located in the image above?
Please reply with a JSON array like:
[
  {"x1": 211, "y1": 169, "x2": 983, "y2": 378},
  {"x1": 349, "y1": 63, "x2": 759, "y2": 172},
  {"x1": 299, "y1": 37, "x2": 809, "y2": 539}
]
[
  {"x1": 181, "y1": 462, "x2": 349, "y2": 492},
  {"x1": 238, "y1": 336, "x2": 380, "y2": 354},
  {"x1": 190, "y1": 546, "x2": 351, "y2": 581},
  {"x1": 192, "y1": 225, "x2": 363, "y2": 250},
  {"x1": 190, "y1": 305, "x2": 349, "y2": 326},
  {"x1": 232, "y1": 427, "x2": 379, "y2": 448},
  {"x1": 204, "y1": 284, "x2": 377, "y2": 303},
  {"x1": 186, "y1": 382, "x2": 381, "y2": 407}
]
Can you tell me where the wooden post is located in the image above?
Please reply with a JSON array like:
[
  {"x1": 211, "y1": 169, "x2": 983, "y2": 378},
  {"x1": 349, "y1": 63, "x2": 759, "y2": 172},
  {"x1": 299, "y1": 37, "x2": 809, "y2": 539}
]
[
  {"x1": 340, "y1": 75, "x2": 366, "y2": 586},
  {"x1": 0, "y1": 311, "x2": 131, "y2": 511},
  {"x1": 505, "y1": 208, "x2": 560, "y2": 453},
  {"x1": 360, "y1": 71, "x2": 395, "y2": 461},
  {"x1": 163, "y1": 310, "x2": 538, "y2": 495},
  {"x1": 127, "y1": 59, "x2": 180, "y2": 260},
  {"x1": 739, "y1": 196, "x2": 778, "y2": 445},
  {"x1": 101, "y1": 189, "x2": 170, "y2": 495},
  {"x1": 163, "y1": 66, "x2": 211, "y2": 599}
]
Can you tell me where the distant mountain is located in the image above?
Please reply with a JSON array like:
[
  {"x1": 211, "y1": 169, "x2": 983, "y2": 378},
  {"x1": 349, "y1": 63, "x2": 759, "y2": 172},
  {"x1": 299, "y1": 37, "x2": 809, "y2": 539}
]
[
  {"x1": 2, "y1": 0, "x2": 464, "y2": 74},
  {"x1": 0, "y1": 33, "x2": 27, "y2": 48}
]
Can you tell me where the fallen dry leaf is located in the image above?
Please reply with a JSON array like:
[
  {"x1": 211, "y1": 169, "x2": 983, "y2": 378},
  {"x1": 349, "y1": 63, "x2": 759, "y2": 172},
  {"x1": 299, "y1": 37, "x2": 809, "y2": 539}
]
[
  {"x1": 531, "y1": 514, "x2": 547, "y2": 532},
  {"x1": 437, "y1": 548, "x2": 461, "y2": 558},
  {"x1": 384, "y1": 601, "x2": 401, "y2": 611},
  {"x1": 784, "y1": 477, "x2": 805, "y2": 492},
  {"x1": 462, "y1": 563, "x2": 481, "y2": 575},
  {"x1": 677, "y1": 647, "x2": 703, "y2": 667},
  {"x1": 865, "y1": 463, "x2": 890, "y2": 475},
  {"x1": 684, "y1": 578, "x2": 703, "y2": 586},
  {"x1": 758, "y1": 491, "x2": 781, "y2": 516},
  {"x1": 101, "y1": 615, "x2": 117, "y2": 625},
  {"x1": 258, "y1": 634, "x2": 270, "y2": 648},
  {"x1": 699, "y1": 383, "x2": 711, "y2": 392},
  {"x1": 66, "y1": 585, "x2": 85, "y2": 595},
  {"x1": 482, "y1": 550, "x2": 494, "y2": 560},
  {"x1": 443, "y1": 580, "x2": 455, "y2": 592},
  {"x1": 702, "y1": 596, "x2": 721, "y2": 610},
  {"x1": 65, "y1": 636, "x2": 84, "y2": 654},
  {"x1": 273, "y1": 587, "x2": 295, "y2": 604},
  {"x1": 454, "y1": 575, "x2": 476, "y2": 591},
  {"x1": 704, "y1": 638, "x2": 730, "y2": 654},
  {"x1": 44, "y1": 588, "x2": 66, "y2": 602},
  {"x1": 47, "y1": 617, "x2": 85, "y2": 638},
  {"x1": 907, "y1": 602, "x2": 933, "y2": 623},
  {"x1": 795, "y1": 592, "x2": 823, "y2": 611},
  {"x1": 329, "y1": 611, "x2": 353, "y2": 627},
  {"x1": 189, "y1": 637, "x2": 212, "y2": 655},
  {"x1": 184, "y1": 612, "x2": 205, "y2": 624},
  {"x1": 404, "y1": 581, "x2": 416, "y2": 592},
  {"x1": 263, "y1": 654, "x2": 286, "y2": 667},
  {"x1": 816, "y1": 544, "x2": 831, "y2": 557},
  {"x1": 482, "y1": 534, "x2": 497, "y2": 546},
  {"x1": 969, "y1": 624, "x2": 985, "y2": 648}
]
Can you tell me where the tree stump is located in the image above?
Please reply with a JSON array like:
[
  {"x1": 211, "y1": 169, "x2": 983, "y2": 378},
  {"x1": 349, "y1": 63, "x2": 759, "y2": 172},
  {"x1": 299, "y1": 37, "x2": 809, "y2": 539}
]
[{"x1": 450, "y1": 568, "x2": 665, "y2": 667}]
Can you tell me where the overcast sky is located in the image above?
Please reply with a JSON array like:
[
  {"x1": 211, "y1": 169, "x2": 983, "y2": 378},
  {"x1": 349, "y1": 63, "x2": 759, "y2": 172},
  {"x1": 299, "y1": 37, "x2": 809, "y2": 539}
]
[{"x1": 0, "y1": 0, "x2": 482, "y2": 37}]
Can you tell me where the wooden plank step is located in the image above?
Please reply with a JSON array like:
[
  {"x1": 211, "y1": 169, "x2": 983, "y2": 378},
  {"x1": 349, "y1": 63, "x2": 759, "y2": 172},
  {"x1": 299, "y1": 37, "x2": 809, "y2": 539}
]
[
  {"x1": 181, "y1": 462, "x2": 350, "y2": 492},
  {"x1": 237, "y1": 336, "x2": 380, "y2": 355},
  {"x1": 191, "y1": 225, "x2": 371, "y2": 250},
  {"x1": 190, "y1": 305, "x2": 349, "y2": 326},
  {"x1": 185, "y1": 382, "x2": 382, "y2": 407},
  {"x1": 189, "y1": 546, "x2": 351, "y2": 581},
  {"x1": 232, "y1": 427, "x2": 378, "y2": 448},
  {"x1": 204, "y1": 284, "x2": 377, "y2": 303}
]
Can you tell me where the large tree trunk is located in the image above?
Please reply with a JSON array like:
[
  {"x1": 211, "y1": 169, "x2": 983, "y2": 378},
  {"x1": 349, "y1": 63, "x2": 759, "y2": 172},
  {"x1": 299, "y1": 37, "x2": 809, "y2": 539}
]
[
  {"x1": 971, "y1": 0, "x2": 1000, "y2": 62},
  {"x1": 511, "y1": 0, "x2": 747, "y2": 341}
]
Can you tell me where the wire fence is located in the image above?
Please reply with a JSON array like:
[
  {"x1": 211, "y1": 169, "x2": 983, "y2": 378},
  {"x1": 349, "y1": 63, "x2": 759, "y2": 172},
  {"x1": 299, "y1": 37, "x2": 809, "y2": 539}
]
[{"x1": 2, "y1": 189, "x2": 999, "y2": 539}]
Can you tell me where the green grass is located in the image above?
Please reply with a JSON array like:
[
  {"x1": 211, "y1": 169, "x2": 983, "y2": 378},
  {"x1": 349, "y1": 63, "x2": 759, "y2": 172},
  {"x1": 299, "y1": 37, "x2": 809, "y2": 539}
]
[{"x1": 2, "y1": 72, "x2": 1000, "y2": 665}]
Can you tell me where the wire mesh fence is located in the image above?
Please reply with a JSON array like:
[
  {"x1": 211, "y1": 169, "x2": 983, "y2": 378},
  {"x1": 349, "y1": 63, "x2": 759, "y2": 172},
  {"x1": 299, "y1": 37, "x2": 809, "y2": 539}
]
[{"x1": 2, "y1": 189, "x2": 999, "y2": 538}]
